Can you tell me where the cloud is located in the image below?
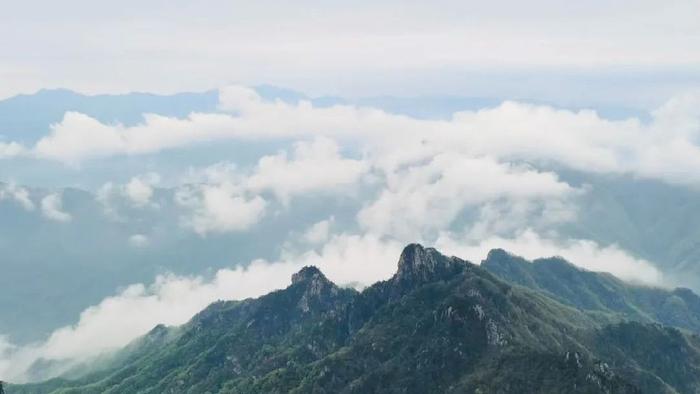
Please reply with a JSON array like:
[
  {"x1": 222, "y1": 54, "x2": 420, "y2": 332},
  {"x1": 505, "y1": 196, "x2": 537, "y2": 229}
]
[
  {"x1": 435, "y1": 229, "x2": 663, "y2": 285},
  {"x1": 289, "y1": 233, "x2": 403, "y2": 287},
  {"x1": 171, "y1": 138, "x2": 365, "y2": 235},
  {"x1": 21, "y1": 87, "x2": 700, "y2": 189},
  {"x1": 95, "y1": 182, "x2": 123, "y2": 220},
  {"x1": 40, "y1": 193, "x2": 71, "y2": 222},
  {"x1": 247, "y1": 138, "x2": 367, "y2": 203},
  {"x1": 124, "y1": 173, "x2": 160, "y2": 208},
  {"x1": 303, "y1": 217, "x2": 334, "y2": 244},
  {"x1": 463, "y1": 198, "x2": 579, "y2": 241},
  {"x1": 128, "y1": 234, "x2": 149, "y2": 248},
  {"x1": 34, "y1": 112, "x2": 126, "y2": 164},
  {"x1": 0, "y1": 183, "x2": 34, "y2": 211},
  {"x1": 358, "y1": 154, "x2": 578, "y2": 239},
  {"x1": 0, "y1": 141, "x2": 26, "y2": 159},
  {"x1": 95, "y1": 173, "x2": 162, "y2": 221},
  {"x1": 175, "y1": 182, "x2": 267, "y2": 235}
]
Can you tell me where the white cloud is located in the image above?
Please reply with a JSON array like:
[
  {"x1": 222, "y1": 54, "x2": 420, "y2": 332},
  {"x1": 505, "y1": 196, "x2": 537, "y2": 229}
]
[
  {"x1": 95, "y1": 182, "x2": 122, "y2": 220},
  {"x1": 40, "y1": 193, "x2": 71, "y2": 222},
  {"x1": 22, "y1": 87, "x2": 700, "y2": 189},
  {"x1": 358, "y1": 154, "x2": 578, "y2": 239},
  {"x1": 290, "y1": 233, "x2": 403, "y2": 287},
  {"x1": 124, "y1": 173, "x2": 160, "y2": 208},
  {"x1": 0, "y1": 183, "x2": 34, "y2": 211},
  {"x1": 128, "y1": 234, "x2": 150, "y2": 248},
  {"x1": 303, "y1": 217, "x2": 334, "y2": 244},
  {"x1": 34, "y1": 112, "x2": 126, "y2": 164},
  {"x1": 435, "y1": 229, "x2": 663, "y2": 285},
  {"x1": 95, "y1": 173, "x2": 162, "y2": 221},
  {"x1": 0, "y1": 142, "x2": 26, "y2": 159},
  {"x1": 175, "y1": 182, "x2": 267, "y2": 235},
  {"x1": 247, "y1": 138, "x2": 367, "y2": 203},
  {"x1": 464, "y1": 198, "x2": 579, "y2": 241},
  {"x1": 171, "y1": 138, "x2": 365, "y2": 235}
]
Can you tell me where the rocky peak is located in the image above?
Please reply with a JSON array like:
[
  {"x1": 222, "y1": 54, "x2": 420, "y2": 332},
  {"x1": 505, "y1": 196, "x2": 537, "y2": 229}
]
[
  {"x1": 397, "y1": 244, "x2": 432, "y2": 277},
  {"x1": 290, "y1": 266, "x2": 342, "y2": 313},
  {"x1": 393, "y1": 244, "x2": 465, "y2": 291},
  {"x1": 485, "y1": 248, "x2": 513, "y2": 262},
  {"x1": 291, "y1": 266, "x2": 328, "y2": 285}
]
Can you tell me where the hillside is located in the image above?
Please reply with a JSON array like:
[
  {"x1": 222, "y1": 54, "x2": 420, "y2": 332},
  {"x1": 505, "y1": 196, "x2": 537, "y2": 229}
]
[
  {"x1": 10, "y1": 245, "x2": 700, "y2": 393},
  {"x1": 482, "y1": 248, "x2": 700, "y2": 332}
]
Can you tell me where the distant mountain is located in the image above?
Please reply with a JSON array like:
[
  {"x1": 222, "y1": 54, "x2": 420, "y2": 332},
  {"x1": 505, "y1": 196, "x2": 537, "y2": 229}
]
[
  {"x1": 482, "y1": 249, "x2": 700, "y2": 332},
  {"x1": 555, "y1": 171, "x2": 700, "y2": 288},
  {"x1": 11, "y1": 245, "x2": 700, "y2": 393}
]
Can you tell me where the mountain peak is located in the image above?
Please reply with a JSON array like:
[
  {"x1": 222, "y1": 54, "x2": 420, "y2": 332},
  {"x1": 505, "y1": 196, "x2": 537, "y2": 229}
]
[
  {"x1": 291, "y1": 266, "x2": 328, "y2": 285},
  {"x1": 397, "y1": 243, "x2": 427, "y2": 267},
  {"x1": 289, "y1": 266, "x2": 347, "y2": 314},
  {"x1": 393, "y1": 244, "x2": 466, "y2": 290},
  {"x1": 485, "y1": 248, "x2": 513, "y2": 261}
]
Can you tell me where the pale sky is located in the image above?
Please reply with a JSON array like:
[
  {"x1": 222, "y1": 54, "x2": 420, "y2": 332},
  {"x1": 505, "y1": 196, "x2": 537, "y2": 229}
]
[{"x1": 1, "y1": 0, "x2": 698, "y2": 101}]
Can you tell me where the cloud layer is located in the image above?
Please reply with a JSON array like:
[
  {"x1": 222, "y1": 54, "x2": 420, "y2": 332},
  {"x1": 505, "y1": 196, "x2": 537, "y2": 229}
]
[{"x1": 4, "y1": 86, "x2": 697, "y2": 190}]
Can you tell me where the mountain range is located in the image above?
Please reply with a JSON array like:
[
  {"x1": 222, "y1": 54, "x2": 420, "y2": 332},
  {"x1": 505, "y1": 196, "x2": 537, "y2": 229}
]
[{"x1": 9, "y1": 244, "x2": 700, "y2": 393}]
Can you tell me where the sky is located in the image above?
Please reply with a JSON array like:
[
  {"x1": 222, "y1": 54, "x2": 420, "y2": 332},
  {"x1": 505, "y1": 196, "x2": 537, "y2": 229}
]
[
  {"x1": 1, "y1": 1, "x2": 699, "y2": 107},
  {"x1": 1, "y1": 0, "x2": 700, "y2": 383}
]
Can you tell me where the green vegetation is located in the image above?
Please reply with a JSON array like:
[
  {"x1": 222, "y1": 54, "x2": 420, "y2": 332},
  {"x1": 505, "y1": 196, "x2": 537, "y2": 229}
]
[
  {"x1": 482, "y1": 248, "x2": 700, "y2": 332},
  {"x1": 10, "y1": 245, "x2": 700, "y2": 393}
]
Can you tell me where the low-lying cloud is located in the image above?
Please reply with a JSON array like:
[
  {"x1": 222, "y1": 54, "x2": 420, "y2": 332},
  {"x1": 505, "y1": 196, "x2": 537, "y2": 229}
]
[
  {"x1": 40, "y1": 193, "x2": 71, "y2": 222},
  {"x1": 6, "y1": 86, "x2": 699, "y2": 188},
  {"x1": 0, "y1": 183, "x2": 34, "y2": 211},
  {"x1": 358, "y1": 154, "x2": 578, "y2": 239}
]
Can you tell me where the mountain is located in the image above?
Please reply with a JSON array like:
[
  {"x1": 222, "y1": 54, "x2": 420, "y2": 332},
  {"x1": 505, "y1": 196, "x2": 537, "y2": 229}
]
[
  {"x1": 482, "y1": 249, "x2": 700, "y2": 332},
  {"x1": 555, "y1": 171, "x2": 700, "y2": 288},
  {"x1": 10, "y1": 245, "x2": 700, "y2": 393}
]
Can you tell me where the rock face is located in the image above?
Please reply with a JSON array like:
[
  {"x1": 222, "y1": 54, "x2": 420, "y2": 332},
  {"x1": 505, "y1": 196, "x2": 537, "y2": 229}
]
[
  {"x1": 291, "y1": 265, "x2": 327, "y2": 285},
  {"x1": 290, "y1": 266, "x2": 342, "y2": 314},
  {"x1": 393, "y1": 244, "x2": 466, "y2": 294},
  {"x1": 11, "y1": 244, "x2": 700, "y2": 394}
]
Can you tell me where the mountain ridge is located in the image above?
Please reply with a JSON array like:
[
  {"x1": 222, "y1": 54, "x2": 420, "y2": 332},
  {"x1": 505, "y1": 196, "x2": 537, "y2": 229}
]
[
  {"x1": 481, "y1": 248, "x2": 700, "y2": 333},
  {"x1": 9, "y1": 244, "x2": 700, "y2": 393}
]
